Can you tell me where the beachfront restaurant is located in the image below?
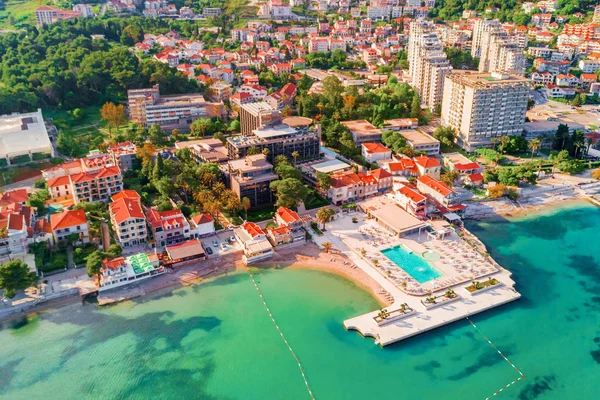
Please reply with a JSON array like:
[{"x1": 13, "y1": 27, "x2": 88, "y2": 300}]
[
  {"x1": 360, "y1": 197, "x2": 427, "y2": 238},
  {"x1": 98, "y1": 253, "x2": 165, "y2": 292},
  {"x1": 164, "y1": 238, "x2": 207, "y2": 267}
]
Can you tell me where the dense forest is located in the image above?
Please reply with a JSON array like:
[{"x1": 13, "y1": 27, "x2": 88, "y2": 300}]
[{"x1": 0, "y1": 17, "x2": 216, "y2": 114}]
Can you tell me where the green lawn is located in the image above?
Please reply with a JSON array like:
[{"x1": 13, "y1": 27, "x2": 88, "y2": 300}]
[
  {"x1": 0, "y1": 0, "x2": 52, "y2": 30},
  {"x1": 304, "y1": 192, "x2": 330, "y2": 210},
  {"x1": 246, "y1": 206, "x2": 276, "y2": 222}
]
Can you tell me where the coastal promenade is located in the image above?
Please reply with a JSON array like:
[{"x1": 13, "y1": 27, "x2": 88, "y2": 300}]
[{"x1": 313, "y1": 212, "x2": 521, "y2": 346}]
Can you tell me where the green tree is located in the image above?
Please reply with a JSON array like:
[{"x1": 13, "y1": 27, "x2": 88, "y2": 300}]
[
  {"x1": 0, "y1": 260, "x2": 38, "y2": 299},
  {"x1": 275, "y1": 163, "x2": 302, "y2": 180},
  {"x1": 229, "y1": 120, "x2": 241, "y2": 132},
  {"x1": 270, "y1": 178, "x2": 309, "y2": 209},
  {"x1": 410, "y1": 94, "x2": 421, "y2": 118},
  {"x1": 433, "y1": 126, "x2": 456, "y2": 147},
  {"x1": 214, "y1": 131, "x2": 226, "y2": 144},
  {"x1": 86, "y1": 251, "x2": 104, "y2": 286},
  {"x1": 316, "y1": 207, "x2": 335, "y2": 231},
  {"x1": 316, "y1": 171, "x2": 332, "y2": 191},
  {"x1": 440, "y1": 170, "x2": 459, "y2": 187},
  {"x1": 148, "y1": 124, "x2": 166, "y2": 146},
  {"x1": 246, "y1": 146, "x2": 260, "y2": 156},
  {"x1": 528, "y1": 138, "x2": 541, "y2": 159}
]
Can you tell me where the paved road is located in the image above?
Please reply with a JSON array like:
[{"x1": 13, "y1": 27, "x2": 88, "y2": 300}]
[{"x1": 0, "y1": 175, "x2": 41, "y2": 192}]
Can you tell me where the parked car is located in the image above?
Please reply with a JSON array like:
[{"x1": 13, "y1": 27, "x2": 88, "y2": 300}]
[
  {"x1": 212, "y1": 240, "x2": 219, "y2": 247},
  {"x1": 205, "y1": 246, "x2": 213, "y2": 255},
  {"x1": 229, "y1": 235, "x2": 235, "y2": 243},
  {"x1": 220, "y1": 242, "x2": 227, "y2": 250}
]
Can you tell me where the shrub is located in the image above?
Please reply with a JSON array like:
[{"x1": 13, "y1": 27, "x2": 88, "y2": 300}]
[{"x1": 488, "y1": 184, "x2": 507, "y2": 199}]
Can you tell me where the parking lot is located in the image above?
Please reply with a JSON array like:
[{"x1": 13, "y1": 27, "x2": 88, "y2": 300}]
[{"x1": 201, "y1": 229, "x2": 242, "y2": 257}]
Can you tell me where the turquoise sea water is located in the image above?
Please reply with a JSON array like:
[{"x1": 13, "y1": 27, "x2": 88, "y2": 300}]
[
  {"x1": 1, "y1": 201, "x2": 599, "y2": 399},
  {"x1": 381, "y1": 245, "x2": 442, "y2": 283}
]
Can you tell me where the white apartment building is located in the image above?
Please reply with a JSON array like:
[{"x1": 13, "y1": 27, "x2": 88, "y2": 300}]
[
  {"x1": 578, "y1": 59, "x2": 600, "y2": 74},
  {"x1": 479, "y1": 27, "x2": 526, "y2": 75},
  {"x1": 471, "y1": 19, "x2": 500, "y2": 59},
  {"x1": 440, "y1": 71, "x2": 529, "y2": 151},
  {"x1": 73, "y1": 4, "x2": 93, "y2": 18},
  {"x1": 408, "y1": 21, "x2": 451, "y2": 108},
  {"x1": 109, "y1": 191, "x2": 148, "y2": 248}
]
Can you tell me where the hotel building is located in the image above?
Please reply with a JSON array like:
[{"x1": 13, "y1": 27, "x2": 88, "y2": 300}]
[
  {"x1": 239, "y1": 102, "x2": 282, "y2": 135},
  {"x1": 127, "y1": 84, "x2": 222, "y2": 131},
  {"x1": 109, "y1": 190, "x2": 148, "y2": 248},
  {"x1": 407, "y1": 20, "x2": 452, "y2": 108},
  {"x1": 146, "y1": 208, "x2": 192, "y2": 248},
  {"x1": 227, "y1": 124, "x2": 320, "y2": 164},
  {"x1": 50, "y1": 209, "x2": 90, "y2": 245},
  {"x1": 440, "y1": 71, "x2": 529, "y2": 151},
  {"x1": 44, "y1": 153, "x2": 124, "y2": 205},
  {"x1": 228, "y1": 154, "x2": 278, "y2": 208}
]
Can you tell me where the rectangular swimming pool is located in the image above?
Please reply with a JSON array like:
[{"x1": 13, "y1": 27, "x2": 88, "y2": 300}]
[{"x1": 380, "y1": 245, "x2": 442, "y2": 283}]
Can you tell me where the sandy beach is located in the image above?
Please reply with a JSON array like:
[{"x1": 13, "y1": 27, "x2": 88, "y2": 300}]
[
  {"x1": 2, "y1": 242, "x2": 390, "y2": 323},
  {"x1": 254, "y1": 243, "x2": 392, "y2": 306}
]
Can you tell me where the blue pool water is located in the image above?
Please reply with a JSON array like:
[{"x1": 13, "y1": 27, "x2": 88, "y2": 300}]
[{"x1": 381, "y1": 245, "x2": 442, "y2": 283}]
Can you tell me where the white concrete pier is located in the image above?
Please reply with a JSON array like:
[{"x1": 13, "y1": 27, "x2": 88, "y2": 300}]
[{"x1": 313, "y1": 211, "x2": 521, "y2": 347}]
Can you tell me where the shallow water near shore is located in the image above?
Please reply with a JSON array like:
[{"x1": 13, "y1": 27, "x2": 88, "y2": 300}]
[{"x1": 1, "y1": 201, "x2": 599, "y2": 399}]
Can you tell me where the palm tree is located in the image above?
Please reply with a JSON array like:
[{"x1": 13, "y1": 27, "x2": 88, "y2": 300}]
[
  {"x1": 528, "y1": 138, "x2": 541, "y2": 159},
  {"x1": 262, "y1": 148, "x2": 270, "y2": 157},
  {"x1": 490, "y1": 137, "x2": 500, "y2": 152},
  {"x1": 399, "y1": 303, "x2": 407, "y2": 313},
  {"x1": 291, "y1": 151, "x2": 299, "y2": 166},
  {"x1": 377, "y1": 309, "x2": 389, "y2": 320},
  {"x1": 573, "y1": 140, "x2": 584, "y2": 159},
  {"x1": 322, "y1": 242, "x2": 333, "y2": 253},
  {"x1": 241, "y1": 197, "x2": 251, "y2": 221},
  {"x1": 445, "y1": 288, "x2": 456, "y2": 299},
  {"x1": 316, "y1": 207, "x2": 335, "y2": 231},
  {"x1": 499, "y1": 135, "x2": 511, "y2": 154}
]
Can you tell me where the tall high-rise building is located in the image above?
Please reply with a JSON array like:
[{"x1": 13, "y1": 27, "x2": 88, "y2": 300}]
[
  {"x1": 471, "y1": 19, "x2": 501, "y2": 59},
  {"x1": 594, "y1": 5, "x2": 600, "y2": 23},
  {"x1": 440, "y1": 71, "x2": 529, "y2": 151},
  {"x1": 408, "y1": 20, "x2": 452, "y2": 108},
  {"x1": 478, "y1": 27, "x2": 526, "y2": 75}
]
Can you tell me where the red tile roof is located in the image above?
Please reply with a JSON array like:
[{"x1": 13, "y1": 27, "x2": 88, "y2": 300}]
[
  {"x1": 50, "y1": 209, "x2": 87, "y2": 231},
  {"x1": 453, "y1": 162, "x2": 480, "y2": 171},
  {"x1": 268, "y1": 225, "x2": 291, "y2": 235},
  {"x1": 369, "y1": 168, "x2": 392, "y2": 180},
  {"x1": 397, "y1": 186, "x2": 426, "y2": 203},
  {"x1": 47, "y1": 175, "x2": 71, "y2": 188},
  {"x1": 414, "y1": 156, "x2": 440, "y2": 169},
  {"x1": 0, "y1": 189, "x2": 28, "y2": 206},
  {"x1": 243, "y1": 221, "x2": 265, "y2": 238},
  {"x1": 111, "y1": 190, "x2": 141, "y2": 202},
  {"x1": 110, "y1": 197, "x2": 145, "y2": 224},
  {"x1": 276, "y1": 207, "x2": 300, "y2": 224},
  {"x1": 417, "y1": 175, "x2": 453, "y2": 197},
  {"x1": 468, "y1": 173, "x2": 484, "y2": 182},
  {"x1": 102, "y1": 257, "x2": 126, "y2": 271},
  {"x1": 362, "y1": 143, "x2": 391, "y2": 154},
  {"x1": 192, "y1": 213, "x2": 214, "y2": 225}
]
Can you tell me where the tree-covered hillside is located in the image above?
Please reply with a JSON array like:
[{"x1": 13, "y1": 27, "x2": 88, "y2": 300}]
[{"x1": 0, "y1": 18, "x2": 200, "y2": 114}]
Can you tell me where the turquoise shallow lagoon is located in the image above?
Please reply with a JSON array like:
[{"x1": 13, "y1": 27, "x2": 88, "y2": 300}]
[{"x1": 1, "y1": 200, "x2": 599, "y2": 399}]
